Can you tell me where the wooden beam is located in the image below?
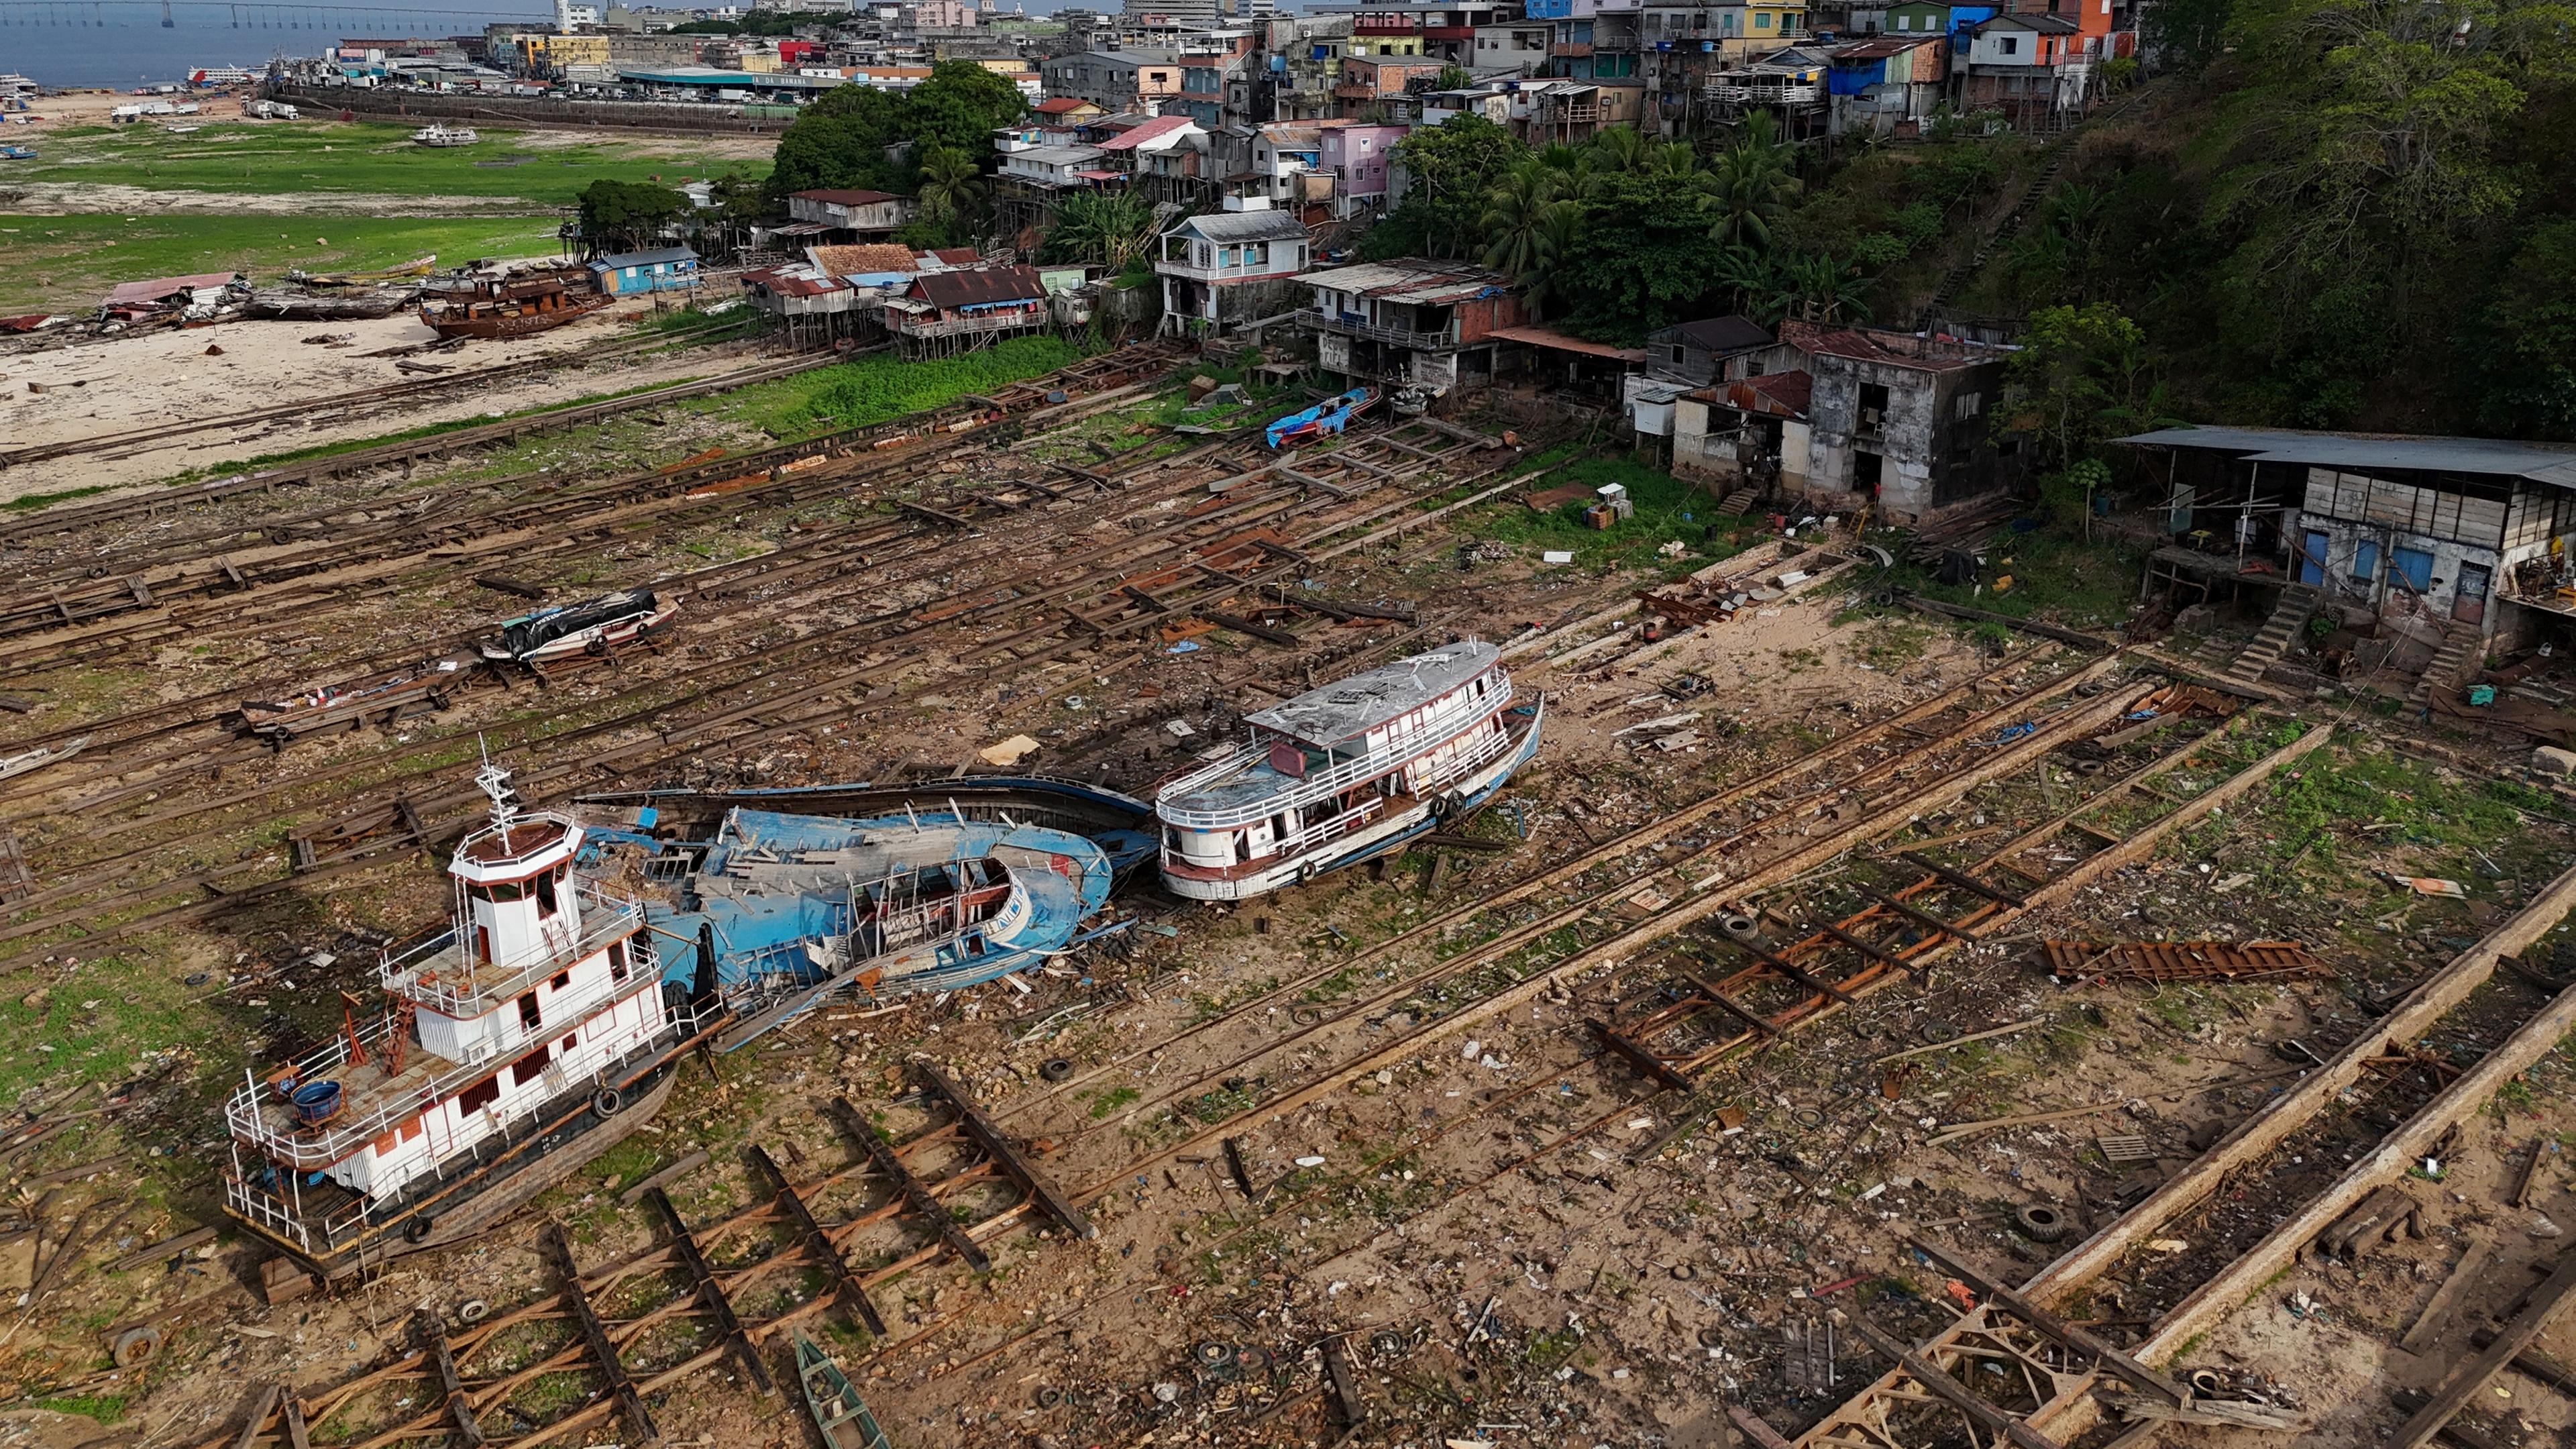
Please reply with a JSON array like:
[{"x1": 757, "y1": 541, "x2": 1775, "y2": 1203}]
[
  {"x1": 1907, "y1": 1236, "x2": 2186, "y2": 1404},
  {"x1": 616, "y1": 1148, "x2": 710, "y2": 1208},
  {"x1": 1197, "y1": 609, "x2": 1299, "y2": 647},
  {"x1": 1320, "y1": 1334, "x2": 1366, "y2": 1430},
  {"x1": 417, "y1": 1313, "x2": 486, "y2": 1448},
  {"x1": 2392, "y1": 1250, "x2": 2576, "y2": 1449},
  {"x1": 1807, "y1": 920, "x2": 1925, "y2": 978},
  {"x1": 541, "y1": 1222, "x2": 659, "y2": 1446},
  {"x1": 1857, "y1": 885, "x2": 1982, "y2": 943},
  {"x1": 830, "y1": 1097, "x2": 992, "y2": 1272},
  {"x1": 750, "y1": 1144, "x2": 888, "y2": 1335},
  {"x1": 1898, "y1": 851, "x2": 2029, "y2": 907},
  {"x1": 915, "y1": 1063, "x2": 1097, "y2": 1242},
  {"x1": 1588, "y1": 1018, "x2": 1694, "y2": 1091},
  {"x1": 645, "y1": 1187, "x2": 776, "y2": 1397},
  {"x1": 230, "y1": 1383, "x2": 282, "y2": 1449},
  {"x1": 1715, "y1": 935, "x2": 1855, "y2": 1004},
  {"x1": 281, "y1": 1396, "x2": 312, "y2": 1449},
  {"x1": 1846, "y1": 1316, "x2": 2065, "y2": 1449},
  {"x1": 897, "y1": 500, "x2": 974, "y2": 528}
]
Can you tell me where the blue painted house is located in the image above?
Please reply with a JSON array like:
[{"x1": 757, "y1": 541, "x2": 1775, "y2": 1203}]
[{"x1": 588, "y1": 246, "x2": 700, "y2": 297}]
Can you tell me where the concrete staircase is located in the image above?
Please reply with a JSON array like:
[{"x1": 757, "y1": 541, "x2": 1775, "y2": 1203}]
[
  {"x1": 2410, "y1": 623, "x2": 2483, "y2": 708},
  {"x1": 2222, "y1": 585, "x2": 2320, "y2": 688}
]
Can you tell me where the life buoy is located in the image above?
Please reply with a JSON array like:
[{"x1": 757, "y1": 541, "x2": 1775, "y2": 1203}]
[{"x1": 591, "y1": 1085, "x2": 625, "y2": 1117}]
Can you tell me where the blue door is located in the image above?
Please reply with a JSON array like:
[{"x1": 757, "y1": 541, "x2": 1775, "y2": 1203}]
[
  {"x1": 2299, "y1": 530, "x2": 2328, "y2": 585},
  {"x1": 2392, "y1": 546, "x2": 2434, "y2": 595},
  {"x1": 2353, "y1": 539, "x2": 2377, "y2": 582}
]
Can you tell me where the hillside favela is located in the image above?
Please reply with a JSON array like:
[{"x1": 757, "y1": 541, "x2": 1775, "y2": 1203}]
[{"x1": 1, "y1": 0, "x2": 2574, "y2": 1443}]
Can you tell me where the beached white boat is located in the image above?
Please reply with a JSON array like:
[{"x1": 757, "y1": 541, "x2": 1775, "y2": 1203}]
[
  {"x1": 411, "y1": 123, "x2": 478, "y2": 147},
  {"x1": 1153, "y1": 641, "x2": 1544, "y2": 900}
]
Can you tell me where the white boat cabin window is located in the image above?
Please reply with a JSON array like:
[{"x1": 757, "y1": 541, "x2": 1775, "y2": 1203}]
[
  {"x1": 457, "y1": 1073, "x2": 501, "y2": 1114},
  {"x1": 608, "y1": 939, "x2": 631, "y2": 981},
  {"x1": 518, "y1": 991, "x2": 541, "y2": 1031}
]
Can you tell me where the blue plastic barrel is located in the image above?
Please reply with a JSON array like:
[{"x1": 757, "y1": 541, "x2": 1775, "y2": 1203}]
[{"x1": 290, "y1": 1080, "x2": 344, "y2": 1125}]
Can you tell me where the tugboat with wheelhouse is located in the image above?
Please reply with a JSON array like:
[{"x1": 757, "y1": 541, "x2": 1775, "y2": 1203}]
[
  {"x1": 1153, "y1": 640, "x2": 1544, "y2": 900},
  {"x1": 221, "y1": 762, "x2": 718, "y2": 1284}
]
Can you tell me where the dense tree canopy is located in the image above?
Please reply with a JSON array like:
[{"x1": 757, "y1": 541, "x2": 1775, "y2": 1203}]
[
  {"x1": 767, "y1": 62, "x2": 1024, "y2": 202},
  {"x1": 576, "y1": 178, "x2": 689, "y2": 255}
]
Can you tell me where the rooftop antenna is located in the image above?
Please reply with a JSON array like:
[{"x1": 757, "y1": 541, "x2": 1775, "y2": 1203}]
[{"x1": 474, "y1": 735, "x2": 519, "y2": 830}]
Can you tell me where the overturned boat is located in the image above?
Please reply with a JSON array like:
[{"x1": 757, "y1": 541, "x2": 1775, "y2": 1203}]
[
  {"x1": 222, "y1": 763, "x2": 720, "y2": 1283},
  {"x1": 481, "y1": 588, "x2": 678, "y2": 666},
  {"x1": 1154, "y1": 639, "x2": 1543, "y2": 901},
  {"x1": 1265, "y1": 386, "x2": 1376, "y2": 449},
  {"x1": 648, "y1": 804, "x2": 1126, "y2": 1051}
]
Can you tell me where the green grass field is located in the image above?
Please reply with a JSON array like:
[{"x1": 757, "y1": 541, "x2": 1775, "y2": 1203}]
[
  {"x1": 19, "y1": 119, "x2": 768, "y2": 204},
  {"x1": 0, "y1": 213, "x2": 569, "y2": 313}
]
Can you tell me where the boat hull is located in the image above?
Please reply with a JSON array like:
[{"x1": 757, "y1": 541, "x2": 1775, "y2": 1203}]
[
  {"x1": 1161, "y1": 699, "x2": 1546, "y2": 902},
  {"x1": 421, "y1": 292, "x2": 610, "y2": 341},
  {"x1": 228, "y1": 1051, "x2": 684, "y2": 1284},
  {"x1": 480, "y1": 600, "x2": 678, "y2": 663}
]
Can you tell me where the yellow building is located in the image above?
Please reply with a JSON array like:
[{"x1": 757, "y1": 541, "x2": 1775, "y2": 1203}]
[
  {"x1": 515, "y1": 32, "x2": 611, "y2": 68},
  {"x1": 737, "y1": 48, "x2": 782, "y2": 72}
]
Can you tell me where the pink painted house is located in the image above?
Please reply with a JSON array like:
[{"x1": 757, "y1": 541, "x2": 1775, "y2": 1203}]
[{"x1": 1320, "y1": 123, "x2": 1408, "y2": 219}]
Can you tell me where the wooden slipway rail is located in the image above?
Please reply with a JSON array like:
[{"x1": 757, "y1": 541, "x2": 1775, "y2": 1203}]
[{"x1": 1800, "y1": 849, "x2": 2576, "y2": 1449}]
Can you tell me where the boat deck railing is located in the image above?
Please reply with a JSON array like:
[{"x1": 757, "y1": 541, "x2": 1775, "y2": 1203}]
[
  {"x1": 1156, "y1": 683, "x2": 1515, "y2": 830},
  {"x1": 380, "y1": 881, "x2": 647, "y2": 1015}
]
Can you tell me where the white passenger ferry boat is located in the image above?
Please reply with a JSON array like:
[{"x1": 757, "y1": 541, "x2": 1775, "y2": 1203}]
[
  {"x1": 223, "y1": 762, "x2": 715, "y2": 1282},
  {"x1": 1153, "y1": 640, "x2": 1544, "y2": 900}
]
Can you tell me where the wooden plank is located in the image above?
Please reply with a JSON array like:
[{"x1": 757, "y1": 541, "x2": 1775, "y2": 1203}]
[
  {"x1": 896, "y1": 500, "x2": 975, "y2": 528},
  {"x1": 2392, "y1": 1250, "x2": 2576, "y2": 1449},
  {"x1": 1845, "y1": 1316, "x2": 2065, "y2": 1449},
  {"x1": 1320, "y1": 1334, "x2": 1366, "y2": 1429},
  {"x1": 541, "y1": 1222, "x2": 658, "y2": 1446},
  {"x1": 417, "y1": 1314, "x2": 485, "y2": 1448},
  {"x1": 2465, "y1": 1325, "x2": 2576, "y2": 1395},
  {"x1": 1808, "y1": 920, "x2": 1923, "y2": 978},
  {"x1": 830, "y1": 1097, "x2": 992, "y2": 1273},
  {"x1": 230, "y1": 1383, "x2": 282, "y2": 1449},
  {"x1": 915, "y1": 1063, "x2": 1096, "y2": 1242},
  {"x1": 616, "y1": 1148, "x2": 709, "y2": 1208},
  {"x1": 1197, "y1": 609, "x2": 1299, "y2": 647},
  {"x1": 2400, "y1": 1228, "x2": 2494, "y2": 1354},
  {"x1": 645, "y1": 1187, "x2": 776, "y2": 1396},
  {"x1": 1728, "y1": 1404, "x2": 1796, "y2": 1449},
  {"x1": 473, "y1": 575, "x2": 546, "y2": 600},
  {"x1": 281, "y1": 1396, "x2": 312, "y2": 1449},
  {"x1": 1906, "y1": 1237, "x2": 2186, "y2": 1405}
]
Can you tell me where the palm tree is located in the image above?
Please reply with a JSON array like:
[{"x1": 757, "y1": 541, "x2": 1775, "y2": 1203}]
[
  {"x1": 1645, "y1": 139, "x2": 1702, "y2": 178},
  {"x1": 1767, "y1": 251, "x2": 1872, "y2": 325},
  {"x1": 1702, "y1": 140, "x2": 1803, "y2": 250},
  {"x1": 915, "y1": 146, "x2": 985, "y2": 229},
  {"x1": 1587, "y1": 123, "x2": 1652, "y2": 176},
  {"x1": 1042, "y1": 191, "x2": 1156, "y2": 271},
  {"x1": 1714, "y1": 244, "x2": 1781, "y2": 317},
  {"x1": 1520, "y1": 203, "x2": 1587, "y2": 321},
  {"x1": 1480, "y1": 160, "x2": 1573, "y2": 279}
]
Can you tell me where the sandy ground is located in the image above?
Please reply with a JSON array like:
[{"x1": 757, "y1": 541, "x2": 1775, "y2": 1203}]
[
  {"x1": 0, "y1": 299, "x2": 731, "y2": 498},
  {"x1": 0, "y1": 180, "x2": 566, "y2": 217}
]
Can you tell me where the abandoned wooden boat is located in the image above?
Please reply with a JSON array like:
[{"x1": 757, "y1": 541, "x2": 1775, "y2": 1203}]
[
  {"x1": 0, "y1": 735, "x2": 87, "y2": 782},
  {"x1": 419, "y1": 266, "x2": 608, "y2": 341},
  {"x1": 1264, "y1": 386, "x2": 1376, "y2": 449},
  {"x1": 234, "y1": 659, "x2": 471, "y2": 743},
  {"x1": 796, "y1": 1330, "x2": 894, "y2": 1449},
  {"x1": 1153, "y1": 640, "x2": 1544, "y2": 901},
  {"x1": 222, "y1": 762, "x2": 723, "y2": 1283},
  {"x1": 643, "y1": 804, "x2": 1121, "y2": 1051},
  {"x1": 480, "y1": 588, "x2": 678, "y2": 666}
]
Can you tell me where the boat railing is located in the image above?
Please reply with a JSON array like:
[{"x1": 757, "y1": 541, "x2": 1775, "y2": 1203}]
[
  {"x1": 380, "y1": 881, "x2": 647, "y2": 1014},
  {"x1": 1411, "y1": 709, "x2": 1519, "y2": 798},
  {"x1": 1157, "y1": 684, "x2": 1515, "y2": 829}
]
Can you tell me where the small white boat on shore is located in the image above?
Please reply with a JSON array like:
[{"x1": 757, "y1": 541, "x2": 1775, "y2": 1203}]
[
  {"x1": 411, "y1": 123, "x2": 478, "y2": 147},
  {"x1": 1152, "y1": 641, "x2": 1543, "y2": 900}
]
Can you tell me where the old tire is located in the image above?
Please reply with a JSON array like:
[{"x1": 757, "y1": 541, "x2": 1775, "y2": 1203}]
[
  {"x1": 458, "y1": 1299, "x2": 490, "y2": 1325},
  {"x1": 1719, "y1": 914, "x2": 1761, "y2": 941},
  {"x1": 111, "y1": 1324, "x2": 164, "y2": 1368},
  {"x1": 404, "y1": 1215, "x2": 435, "y2": 1244},
  {"x1": 2015, "y1": 1202, "x2": 2072, "y2": 1244},
  {"x1": 591, "y1": 1085, "x2": 624, "y2": 1118},
  {"x1": 1039, "y1": 1058, "x2": 1075, "y2": 1083},
  {"x1": 1193, "y1": 1340, "x2": 1236, "y2": 1371}
]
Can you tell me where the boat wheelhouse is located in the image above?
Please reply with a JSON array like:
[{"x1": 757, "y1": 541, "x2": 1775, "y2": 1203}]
[
  {"x1": 1154, "y1": 640, "x2": 1544, "y2": 901},
  {"x1": 223, "y1": 763, "x2": 712, "y2": 1280},
  {"x1": 649, "y1": 807, "x2": 1120, "y2": 1051}
]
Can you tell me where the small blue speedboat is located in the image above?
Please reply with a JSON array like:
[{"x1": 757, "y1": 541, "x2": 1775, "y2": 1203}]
[{"x1": 1265, "y1": 386, "x2": 1377, "y2": 449}]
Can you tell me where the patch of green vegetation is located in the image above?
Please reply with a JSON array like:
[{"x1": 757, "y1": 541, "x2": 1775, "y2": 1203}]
[
  {"x1": 1862, "y1": 523, "x2": 2145, "y2": 632},
  {"x1": 1088, "y1": 1085, "x2": 1141, "y2": 1119},
  {"x1": 34, "y1": 1393, "x2": 126, "y2": 1424},
  {"x1": 0, "y1": 213, "x2": 567, "y2": 314},
  {"x1": 1473, "y1": 455, "x2": 1745, "y2": 574},
  {"x1": 2, "y1": 482, "x2": 115, "y2": 514},
  {"x1": 195, "y1": 376, "x2": 702, "y2": 478},
  {"x1": 21, "y1": 121, "x2": 764, "y2": 205},
  {"x1": 709, "y1": 336, "x2": 1087, "y2": 441}
]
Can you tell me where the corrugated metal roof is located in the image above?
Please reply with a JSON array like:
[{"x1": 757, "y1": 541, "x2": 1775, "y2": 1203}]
[
  {"x1": 1095, "y1": 113, "x2": 1198, "y2": 150},
  {"x1": 2117, "y1": 426, "x2": 2576, "y2": 485},
  {"x1": 1241, "y1": 640, "x2": 1499, "y2": 748},
  {"x1": 1488, "y1": 325, "x2": 1646, "y2": 363},
  {"x1": 102, "y1": 272, "x2": 239, "y2": 306},
  {"x1": 810, "y1": 243, "x2": 917, "y2": 278},
  {"x1": 910, "y1": 266, "x2": 1044, "y2": 309},
  {"x1": 792, "y1": 189, "x2": 902, "y2": 206},
  {"x1": 1303, "y1": 258, "x2": 1510, "y2": 304},
  {"x1": 1655, "y1": 314, "x2": 1771, "y2": 353},
  {"x1": 1168, "y1": 209, "x2": 1313, "y2": 243},
  {"x1": 592, "y1": 247, "x2": 698, "y2": 269}
]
